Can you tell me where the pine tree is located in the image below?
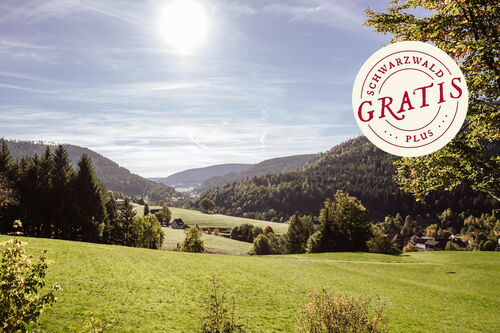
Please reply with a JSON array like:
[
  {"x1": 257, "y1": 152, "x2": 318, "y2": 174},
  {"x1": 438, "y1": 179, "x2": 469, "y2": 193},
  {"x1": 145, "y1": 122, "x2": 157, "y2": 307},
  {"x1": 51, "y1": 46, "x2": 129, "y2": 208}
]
[
  {"x1": 120, "y1": 197, "x2": 136, "y2": 246},
  {"x1": 284, "y1": 213, "x2": 313, "y2": 254},
  {"x1": 51, "y1": 145, "x2": 75, "y2": 238},
  {"x1": 73, "y1": 155, "x2": 107, "y2": 242},
  {"x1": 0, "y1": 140, "x2": 13, "y2": 176},
  {"x1": 103, "y1": 193, "x2": 120, "y2": 244},
  {"x1": 144, "y1": 203, "x2": 150, "y2": 216}
]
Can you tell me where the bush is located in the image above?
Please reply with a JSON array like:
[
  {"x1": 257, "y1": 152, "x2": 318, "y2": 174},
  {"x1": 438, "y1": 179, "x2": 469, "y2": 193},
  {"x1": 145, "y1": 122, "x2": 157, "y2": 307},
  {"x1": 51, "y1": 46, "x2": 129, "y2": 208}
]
[
  {"x1": 130, "y1": 214, "x2": 165, "y2": 249},
  {"x1": 445, "y1": 241, "x2": 461, "y2": 251},
  {"x1": 367, "y1": 228, "x2": 401, "y2": 255},
  {"x1": 0, "y1": 222, "x2": 61, "y2": 332},
  {"x1": 200, "y1": 276, "x2": 247, "y2": 333},
  {"x1": 403, "y1": 243, "x2": 419, "y2": 252},
  {"x1": 263, "y1": 225, "x2": 274, "y2": 234},
  {"x1": 230, "y1": 224, "x2": 263, "y2": 243},
  {"x1": 481, "y1": 240, "x2": 496, "y2": 251},
  {"x1": 181, "y1": 227, "x2": 205, "y2": 253},
  {"x1": 213, "y1": 228, "x2": 220, "y2": 236},
  {"x1": 297, "y1": 286, "x2": 388, "y2": 333},
  {"x1": 251, "y1": 233, "x2": 281, "y2": 255},
  {"x1": 306, "y1": 231, "x2": 322, "y2": 253}
]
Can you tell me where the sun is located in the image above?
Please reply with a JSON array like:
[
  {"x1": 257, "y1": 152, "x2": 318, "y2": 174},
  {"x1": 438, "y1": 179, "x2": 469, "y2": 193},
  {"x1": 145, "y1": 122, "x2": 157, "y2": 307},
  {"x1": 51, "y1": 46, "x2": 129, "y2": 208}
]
[{"x1": 157, "y1": 0, "x2": 210, "y2": 54}]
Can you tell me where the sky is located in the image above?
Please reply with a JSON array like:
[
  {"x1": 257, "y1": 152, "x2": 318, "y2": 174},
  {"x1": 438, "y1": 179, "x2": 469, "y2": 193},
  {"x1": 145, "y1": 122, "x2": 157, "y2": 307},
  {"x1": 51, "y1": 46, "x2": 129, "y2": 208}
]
[{"x1": 0, "y1": 0, "x2": 391, "y2": 177}]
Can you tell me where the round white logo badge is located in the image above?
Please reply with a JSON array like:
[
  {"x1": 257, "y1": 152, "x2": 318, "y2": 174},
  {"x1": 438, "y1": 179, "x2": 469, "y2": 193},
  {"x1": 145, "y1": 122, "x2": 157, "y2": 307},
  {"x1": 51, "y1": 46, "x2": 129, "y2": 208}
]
[{"x1": 352, "y1": 41, "x2": 468, "y2": 157}]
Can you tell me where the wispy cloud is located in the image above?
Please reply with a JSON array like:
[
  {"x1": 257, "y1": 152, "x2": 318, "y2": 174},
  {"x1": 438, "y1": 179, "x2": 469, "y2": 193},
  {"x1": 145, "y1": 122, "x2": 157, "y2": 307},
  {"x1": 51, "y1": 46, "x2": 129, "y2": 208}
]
[{"x1": 262, "y1": 1, "x2": 363, "y2": 29}]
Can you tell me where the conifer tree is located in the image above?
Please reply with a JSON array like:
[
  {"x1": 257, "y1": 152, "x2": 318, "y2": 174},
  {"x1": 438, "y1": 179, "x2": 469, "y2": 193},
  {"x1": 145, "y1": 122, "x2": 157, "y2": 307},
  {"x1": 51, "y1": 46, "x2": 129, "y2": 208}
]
[
  {"x1": 51, "y1": 145, "x2": 75, "y2": 237},
  {"x1": 73, "y1": 155, "x2": 107, "y2": 242},
  {"x1": 144, "y1": 203, "x2": 150, "y2": 216},
  {"x1": 120, "y1": 197, "x2": 136, "y2": 246},
  {"x1": 0, "y1": 140, "x2": 13, "y2": 176},
  {"x1": 284, "y1": 213, "x2": 314, "y2": 254}
]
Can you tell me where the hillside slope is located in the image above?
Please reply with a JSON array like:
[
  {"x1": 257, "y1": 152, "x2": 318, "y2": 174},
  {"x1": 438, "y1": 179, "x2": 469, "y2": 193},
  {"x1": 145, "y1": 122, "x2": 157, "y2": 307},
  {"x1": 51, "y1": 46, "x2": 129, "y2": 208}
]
[
  {"x1": 1, "y1": 235, "x2": 498, "y2": 332},
  {"x1": 199, "y1": 153, "x2": 319, "y2": 191},
  {"x1": 195, "y1": 137, "x2": 497, "y2": 221},
  {"x1": 158, "y1": 163, "x2": 253, "y2": 187},
  {"x1": 5, "y1": 140, "x2": 181, "y2": 203}
]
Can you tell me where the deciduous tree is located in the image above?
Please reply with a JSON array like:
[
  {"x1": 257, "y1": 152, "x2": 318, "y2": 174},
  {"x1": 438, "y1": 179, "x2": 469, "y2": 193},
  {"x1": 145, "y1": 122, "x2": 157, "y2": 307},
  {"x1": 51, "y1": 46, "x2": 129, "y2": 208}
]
[{"x1": 365, "y1": 0, "x2": 500, "y2": 202}]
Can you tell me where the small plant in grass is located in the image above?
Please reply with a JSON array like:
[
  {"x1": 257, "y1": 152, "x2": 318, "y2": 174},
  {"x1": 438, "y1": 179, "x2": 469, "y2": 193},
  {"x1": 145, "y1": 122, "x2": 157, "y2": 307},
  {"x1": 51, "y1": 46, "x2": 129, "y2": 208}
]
[
  {"x1": 200, "y1": 276, "x2": 248, "y2": 333},
  {"x1": 79, "y1": 312, "x2": 119, "y2": 333},
  {"x1": 0, "y1": 220, "x2": 61, "y2": 332},
  {"x1": 403, "y1": 243, "x2": 419, "y2": 252},
  {"x1": 297, "y1": 286, "x2": 388, "y2": 333}
]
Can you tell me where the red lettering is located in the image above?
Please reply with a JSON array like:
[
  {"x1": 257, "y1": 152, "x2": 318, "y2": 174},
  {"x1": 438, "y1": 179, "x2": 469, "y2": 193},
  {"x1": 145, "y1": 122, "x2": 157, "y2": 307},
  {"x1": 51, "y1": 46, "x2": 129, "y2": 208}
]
[
  {"x1": 413, "y1": 83, "x2": 434, "y2": 108},
  {"x1": 358, "y1": 101, "x2": 374, "y2": 122},
  {"x1": 450, "y1": 77, "x2": 462, "y2": 99},
  {"x1": 398, "y1": 91, "x2": 415, "y2": 113}
]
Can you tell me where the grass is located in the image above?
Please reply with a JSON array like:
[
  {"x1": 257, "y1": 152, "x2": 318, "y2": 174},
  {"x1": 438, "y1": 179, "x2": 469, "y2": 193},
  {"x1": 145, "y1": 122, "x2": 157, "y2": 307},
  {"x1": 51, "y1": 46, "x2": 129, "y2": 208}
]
[
  {"x1": 162, "y1": 227, "x2": 252, "y2": 255},
  {"x1": 169, "y1": 207, "x2": 289, "y2": 234},
  {"x1": 1, "y1": 235, "x2": 499, "y2": 332}
]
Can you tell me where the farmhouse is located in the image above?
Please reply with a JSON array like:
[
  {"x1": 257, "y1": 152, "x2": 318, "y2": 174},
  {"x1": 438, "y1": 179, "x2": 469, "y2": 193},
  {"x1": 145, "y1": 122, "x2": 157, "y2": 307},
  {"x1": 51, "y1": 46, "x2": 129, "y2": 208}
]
[
  {"x1": 171, "y1": 218, "x2": 185, "y2": 229},
  {"x1": 409, "y1": 235, "x2": 445, "y2": 251}
]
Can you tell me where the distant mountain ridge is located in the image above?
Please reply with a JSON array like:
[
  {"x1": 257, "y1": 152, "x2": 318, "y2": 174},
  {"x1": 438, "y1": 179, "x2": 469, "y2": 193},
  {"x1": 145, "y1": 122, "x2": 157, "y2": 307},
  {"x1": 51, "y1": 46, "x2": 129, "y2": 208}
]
[
  {"x1": 199, "y1": 154, "x2": 319, "y2": 191},
  {"x1": 5, "y1": 140, "x2": 181, "y2": 203},
  {"x1": 158, "y1": 164, "x2": 253, "y2": 188},
  {"x1": 194, "y1": 137, "x2": 497, "y2": 221}
]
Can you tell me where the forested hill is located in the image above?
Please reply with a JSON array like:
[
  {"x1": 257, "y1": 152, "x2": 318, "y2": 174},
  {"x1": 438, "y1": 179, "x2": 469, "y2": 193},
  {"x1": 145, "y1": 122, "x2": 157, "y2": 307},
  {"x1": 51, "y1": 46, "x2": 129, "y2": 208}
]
[
  {"x1": 158, "y1": 163, "x2": 253, "y2": 187},
  {"x1": 199, "y1": 154, "x2": 319, "y2": 191},
  {"x1": 194, "y1": 137, "x2": 497, "y2": 221},
  {"x1": 5, "y1": 140, "x2": 181, "y2": 203}
]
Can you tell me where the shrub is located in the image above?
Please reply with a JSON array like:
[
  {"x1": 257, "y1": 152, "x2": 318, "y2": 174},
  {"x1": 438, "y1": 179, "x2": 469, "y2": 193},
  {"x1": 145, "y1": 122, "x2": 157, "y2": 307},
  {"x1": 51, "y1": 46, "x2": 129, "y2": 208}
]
[
  {"x1": 230, "y1": 224, "x2": 263, "y2": 243},
  {"x1": 445, "y1": 241, "x2": 461, "y2": 251},
  {"x1": 0, "y1": 221, "x2": 61, "y2": 332},
  {"x1": 263, "y1": 225, "x2": 274, "y2": 234},
  {"x1": 297, "y1": 286, "x2": 388, "y2": 333},
  {"x1": 130, "y1": 214, "x2": 165, "y2": 249},
  {"x1": 181, "y1": 227, "x2": 205, "y2": 253},
  {"x1": 251, "y1": 233, "x2": 281, "y2": 255},
  {"x1": 200, "y1": 276, "x2": 247, "y2": 333},
  {"x1": 213, "y1": 228, "x2": 220, "y2": 236},
  {"x1": 367, "y1": 228, "x2": 401, "y2": 255},
  {"x1": 403, "y1": 243, "x2": 419, "y2": 252},
  {"x1": 306, "y1": 231, "x2": 322, "y2": 253},
  {"x1": 481, "y1": 240, "x2": 496, "y2": 251}
]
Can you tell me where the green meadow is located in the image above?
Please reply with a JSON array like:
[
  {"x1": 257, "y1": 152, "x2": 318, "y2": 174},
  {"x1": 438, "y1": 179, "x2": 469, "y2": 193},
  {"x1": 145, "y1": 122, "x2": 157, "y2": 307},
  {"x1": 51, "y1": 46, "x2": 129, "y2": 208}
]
[
  {"x1": 169, "y1": 207, "x2": 289, "y2": 234},
  {"x1": 162, "y1": 227, "x2": 252, "y2": 255},
  {"x1": 1, "y1": 235, "x2": 499, "y2": 332}
]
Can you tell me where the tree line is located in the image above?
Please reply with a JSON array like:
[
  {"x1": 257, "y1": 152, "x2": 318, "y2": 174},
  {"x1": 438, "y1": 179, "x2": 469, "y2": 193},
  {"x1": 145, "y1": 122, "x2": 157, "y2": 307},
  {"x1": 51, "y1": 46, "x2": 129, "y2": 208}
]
[
  {"x1": 191, "y1": 137, "x2": 497, "y2": 223},
  {"x1": 0, "y1": 140, "x2": 164, "y2": 249}
]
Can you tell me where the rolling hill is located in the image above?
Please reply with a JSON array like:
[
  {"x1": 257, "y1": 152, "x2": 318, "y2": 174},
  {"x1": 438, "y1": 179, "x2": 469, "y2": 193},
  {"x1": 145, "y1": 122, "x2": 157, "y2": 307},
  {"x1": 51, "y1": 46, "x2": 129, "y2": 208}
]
[
  {"x1": 157, "y1": 163, "x2": 253, "y2": 188},
  {"x1": 199, "y1": 153, "x2": 319, "y2": 191},
  {"x1": 4, "y1": 140, "x2": 182, "y2": 203},
  {"x1": 195, "y1": 137, "x2": 498, "y2": 221},
  {"x1": 2, "y1": 235, "x2": 498, "y2": 332}
]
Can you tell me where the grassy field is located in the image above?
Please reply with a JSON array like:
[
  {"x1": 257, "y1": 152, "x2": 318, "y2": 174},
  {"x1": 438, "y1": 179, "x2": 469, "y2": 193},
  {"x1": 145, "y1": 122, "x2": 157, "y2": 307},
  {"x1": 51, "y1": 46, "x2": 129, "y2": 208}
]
[
  {"x1": 169, "y1": 207, "x2": 289, "y2": 234},
  {"x1": 162, "y1": 227, "x2": 252, "y2": 255},
  {"x1": 1, "y1": 235, "x2": 499, "y2": 332}
]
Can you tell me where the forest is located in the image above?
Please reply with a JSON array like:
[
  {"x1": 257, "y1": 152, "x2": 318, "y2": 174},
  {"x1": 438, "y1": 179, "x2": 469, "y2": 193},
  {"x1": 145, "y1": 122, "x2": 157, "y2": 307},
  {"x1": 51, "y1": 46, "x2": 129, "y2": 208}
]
[
  {"x1": 0, "y1": 140, "x2": 164, "y2": 249},
  {"x1": 192, "y1": 137, "x2": 498, "y2": 222}
]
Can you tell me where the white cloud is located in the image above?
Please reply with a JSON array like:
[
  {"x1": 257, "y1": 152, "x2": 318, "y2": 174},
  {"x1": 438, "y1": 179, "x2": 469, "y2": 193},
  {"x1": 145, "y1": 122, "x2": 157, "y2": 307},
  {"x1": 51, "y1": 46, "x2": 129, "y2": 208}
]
[{"x1": 262, "y1": 1, "x2": 363, "y2": 29}]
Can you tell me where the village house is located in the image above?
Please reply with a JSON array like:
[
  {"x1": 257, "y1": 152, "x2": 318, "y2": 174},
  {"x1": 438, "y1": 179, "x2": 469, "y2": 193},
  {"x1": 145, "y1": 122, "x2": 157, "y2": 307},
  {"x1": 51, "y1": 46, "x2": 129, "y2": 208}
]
[{"x1": 171, "y1": 218, "x2": 185, "y2": 229}]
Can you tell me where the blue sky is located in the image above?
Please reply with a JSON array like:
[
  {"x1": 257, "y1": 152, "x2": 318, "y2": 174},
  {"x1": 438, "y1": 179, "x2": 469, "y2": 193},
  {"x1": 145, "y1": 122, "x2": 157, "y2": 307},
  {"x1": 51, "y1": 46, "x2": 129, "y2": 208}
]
[{"x1": 0, "y1": 0, "x2": 391, "y2": 177}]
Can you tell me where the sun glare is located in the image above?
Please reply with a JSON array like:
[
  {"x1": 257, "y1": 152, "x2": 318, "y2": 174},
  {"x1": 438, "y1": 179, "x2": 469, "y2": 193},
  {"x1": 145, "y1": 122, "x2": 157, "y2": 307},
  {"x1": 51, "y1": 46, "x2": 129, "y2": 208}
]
[{"x1": 157, "y1": 0, "x2": 209, "y2": 54}]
